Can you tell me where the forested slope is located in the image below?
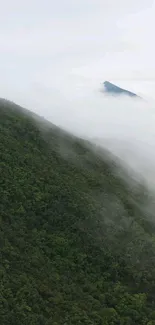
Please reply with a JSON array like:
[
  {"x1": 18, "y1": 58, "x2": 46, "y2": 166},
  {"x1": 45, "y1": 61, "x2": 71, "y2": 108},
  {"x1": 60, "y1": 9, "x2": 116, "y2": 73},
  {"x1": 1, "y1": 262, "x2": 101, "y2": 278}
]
[{"x1": 0, "y1": 100, "x2": 155, "y2": 325}]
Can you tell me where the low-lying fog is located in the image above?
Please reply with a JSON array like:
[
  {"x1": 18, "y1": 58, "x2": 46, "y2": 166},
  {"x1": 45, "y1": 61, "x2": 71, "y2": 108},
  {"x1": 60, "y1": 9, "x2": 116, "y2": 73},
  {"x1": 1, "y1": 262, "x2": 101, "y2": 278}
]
[{"x1": 25, "y1": 76, "x2": 155, "y2": 188}]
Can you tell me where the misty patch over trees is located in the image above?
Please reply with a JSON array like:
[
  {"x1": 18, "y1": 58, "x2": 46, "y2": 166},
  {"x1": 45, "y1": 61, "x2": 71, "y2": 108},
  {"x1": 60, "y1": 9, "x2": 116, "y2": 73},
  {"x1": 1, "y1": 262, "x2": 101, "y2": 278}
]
[{"x1": 1, "y1": 99, "x2": 155, "y2": 325}]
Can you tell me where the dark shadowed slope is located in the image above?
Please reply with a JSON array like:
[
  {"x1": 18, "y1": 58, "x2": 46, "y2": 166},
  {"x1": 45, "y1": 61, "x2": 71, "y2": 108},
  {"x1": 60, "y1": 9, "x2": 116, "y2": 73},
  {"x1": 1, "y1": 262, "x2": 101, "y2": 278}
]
[
  {"x1": 103, "y1": 81, "x2": 140, "y2": 98},
  {"x1": 0, "y1": 99, "x2": 155, "y2": 325}
]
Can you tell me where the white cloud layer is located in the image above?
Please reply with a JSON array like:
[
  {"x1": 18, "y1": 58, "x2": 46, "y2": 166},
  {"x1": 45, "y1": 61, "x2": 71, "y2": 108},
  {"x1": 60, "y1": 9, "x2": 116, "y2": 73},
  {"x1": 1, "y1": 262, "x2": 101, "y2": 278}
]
[
  {"x1": 0, "y1": 0, "x2": 155, "y2": 186},
  {"x1": 0, "y1": 0, "x2": 155, "y2": 100}
]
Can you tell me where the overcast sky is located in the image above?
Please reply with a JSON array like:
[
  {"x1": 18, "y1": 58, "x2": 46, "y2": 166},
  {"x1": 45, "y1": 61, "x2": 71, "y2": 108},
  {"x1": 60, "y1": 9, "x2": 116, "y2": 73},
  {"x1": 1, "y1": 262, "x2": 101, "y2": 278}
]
[
  {"x1": 1, "y1": 1, "x2": 155, "y2": 185},
  {"x1": 0, "y1": 0, "x2": 155, "y2": 106}
]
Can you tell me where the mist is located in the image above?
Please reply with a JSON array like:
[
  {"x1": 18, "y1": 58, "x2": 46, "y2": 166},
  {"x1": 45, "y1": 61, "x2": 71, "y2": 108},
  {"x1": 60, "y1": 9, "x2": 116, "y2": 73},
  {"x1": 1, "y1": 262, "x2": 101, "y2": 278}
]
[
  {"x1": 0, "y1": 0, "x2": 155, "y2": 187},
  {"x1": 20, "y1": 75, "x2": 154, "y2": 188}
]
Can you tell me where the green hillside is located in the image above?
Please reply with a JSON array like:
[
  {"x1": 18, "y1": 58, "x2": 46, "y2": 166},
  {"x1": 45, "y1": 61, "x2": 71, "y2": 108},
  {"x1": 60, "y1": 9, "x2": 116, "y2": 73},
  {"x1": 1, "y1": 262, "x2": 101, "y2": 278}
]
[{"x1": 0, "y1": 99, "x2": 155, "y2": 325}]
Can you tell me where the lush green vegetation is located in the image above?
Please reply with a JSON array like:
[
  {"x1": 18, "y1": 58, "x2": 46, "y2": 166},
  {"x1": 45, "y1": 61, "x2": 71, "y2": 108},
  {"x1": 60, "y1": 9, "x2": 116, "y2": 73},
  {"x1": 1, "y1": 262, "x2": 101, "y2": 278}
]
[{"x1": 0, "y1": 99, "x2": 155, "y2": 324}]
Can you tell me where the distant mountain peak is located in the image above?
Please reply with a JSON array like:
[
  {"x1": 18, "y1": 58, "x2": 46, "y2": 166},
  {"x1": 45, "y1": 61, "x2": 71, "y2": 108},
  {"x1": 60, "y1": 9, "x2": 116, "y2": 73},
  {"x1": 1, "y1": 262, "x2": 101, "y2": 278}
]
[{"x1": 103, "y1": 81, "x2": 139, "y2": 98}]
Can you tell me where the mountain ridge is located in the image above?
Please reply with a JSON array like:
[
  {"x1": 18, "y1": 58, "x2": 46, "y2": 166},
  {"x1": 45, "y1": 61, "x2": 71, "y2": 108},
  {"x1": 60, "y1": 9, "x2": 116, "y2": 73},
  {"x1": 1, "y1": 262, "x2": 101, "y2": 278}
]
[
  {"x1": 103, "y1": 80, "x2": 140, "y2": 98},
  {"x1": 0, "y1": 99, "x2": 155, "y2": 324}
]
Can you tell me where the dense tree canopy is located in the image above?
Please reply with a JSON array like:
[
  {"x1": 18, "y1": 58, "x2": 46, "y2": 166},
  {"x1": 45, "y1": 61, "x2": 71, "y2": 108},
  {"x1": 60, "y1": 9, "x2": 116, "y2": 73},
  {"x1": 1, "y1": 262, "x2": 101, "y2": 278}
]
[{"x1": 0, "y1": 99, "x2": 155, "y2": 324}]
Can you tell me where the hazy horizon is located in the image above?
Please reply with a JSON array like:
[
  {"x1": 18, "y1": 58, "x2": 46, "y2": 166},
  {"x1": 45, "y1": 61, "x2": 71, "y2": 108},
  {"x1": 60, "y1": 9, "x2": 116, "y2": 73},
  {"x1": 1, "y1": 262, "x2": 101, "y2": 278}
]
[
  {"x1": 0, "y1": 0, "x2": 155, "y2": 101},
  {"x1": 1, "y1": 0, "x2": 155, "y2": 186}
]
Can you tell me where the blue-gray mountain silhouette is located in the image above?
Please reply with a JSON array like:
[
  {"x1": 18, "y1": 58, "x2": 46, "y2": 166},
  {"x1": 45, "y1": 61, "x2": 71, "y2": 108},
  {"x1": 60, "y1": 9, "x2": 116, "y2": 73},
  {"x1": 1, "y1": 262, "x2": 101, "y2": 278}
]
[{"x1": 103, "y1": 81, "x2": 138, "y2": 97}]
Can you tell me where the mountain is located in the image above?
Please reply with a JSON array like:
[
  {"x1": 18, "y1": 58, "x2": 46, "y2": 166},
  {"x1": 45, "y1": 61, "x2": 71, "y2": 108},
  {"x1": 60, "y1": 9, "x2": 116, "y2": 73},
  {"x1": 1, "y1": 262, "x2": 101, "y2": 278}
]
[
  {"x1": 103, "y1": 81, "x2": 139, "y2": 97},
  {"x1": 1, "y1": 99, "x2": 155, "y2": 324}
]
